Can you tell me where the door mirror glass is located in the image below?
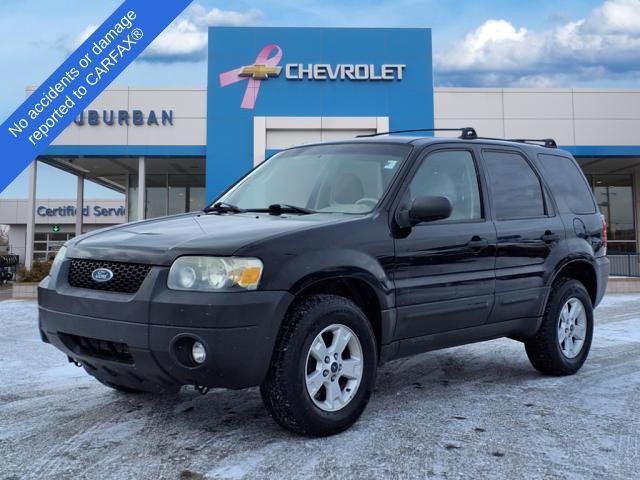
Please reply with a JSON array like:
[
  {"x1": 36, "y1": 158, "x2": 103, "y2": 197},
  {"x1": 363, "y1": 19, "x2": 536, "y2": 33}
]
[{"x1": 409, "y1": 196, "x2": 452, "y2": 224}]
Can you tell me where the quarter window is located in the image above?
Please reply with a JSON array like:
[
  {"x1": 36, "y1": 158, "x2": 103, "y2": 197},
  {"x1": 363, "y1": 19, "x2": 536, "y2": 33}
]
[
  {"x1": 408, "y1": 150, "x2": 482, "y2": 221},
  {"x1": 537, "y1": 154, "x2": 596, "y2": 214},
  {"x1": 483, "y1": 150, "x2": 545, "y2": 220}
]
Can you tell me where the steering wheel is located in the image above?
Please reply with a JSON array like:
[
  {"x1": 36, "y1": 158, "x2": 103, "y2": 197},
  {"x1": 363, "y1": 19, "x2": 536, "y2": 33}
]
[{"x1": 355, "y1": 198, "x2": 378, "y2": 209}]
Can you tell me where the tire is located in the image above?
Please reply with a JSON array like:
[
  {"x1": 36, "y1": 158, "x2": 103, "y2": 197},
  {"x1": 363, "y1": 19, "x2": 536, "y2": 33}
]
[
  {"x1": 525, "y1": 277, "x2": 594, "y2": 376},
  {"x1": 260, "y1": 294, "x2": 378, "y2": 437}
]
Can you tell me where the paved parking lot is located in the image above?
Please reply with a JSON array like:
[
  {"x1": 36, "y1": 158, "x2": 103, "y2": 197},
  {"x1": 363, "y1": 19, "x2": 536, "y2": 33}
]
[{"x1": 1, "y1": 295, "x2": 639, "y2": 480}]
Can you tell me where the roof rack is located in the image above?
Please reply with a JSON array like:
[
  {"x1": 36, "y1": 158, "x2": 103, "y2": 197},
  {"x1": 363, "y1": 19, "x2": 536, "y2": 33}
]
[
  {"x1": 507, "y1": 138, "x2": 557, "y2": 148},
  {"x1": 357, "y1": 127, "x2": 478, "y2": 140},
  {"x1": 356, "y1": 128, "x2": 558, "y2": 149}
]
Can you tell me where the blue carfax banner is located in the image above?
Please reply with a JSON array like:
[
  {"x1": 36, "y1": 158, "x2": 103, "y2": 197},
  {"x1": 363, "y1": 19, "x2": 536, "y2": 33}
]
[{"x1": 0, "y1": 0, "x2": 192, "y2": 194}]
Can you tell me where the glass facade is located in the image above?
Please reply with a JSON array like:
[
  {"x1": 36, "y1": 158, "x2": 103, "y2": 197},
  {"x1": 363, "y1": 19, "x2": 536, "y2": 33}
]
[
  {"x1": 34, "y1": 232, "x2": 75, "y2": 261},
  {"x1": 127, "y1": 173, "x2": 206, "y2": 221},
  {"x1": 585, "y1": 174, "x2": 636, "y2": 253}
]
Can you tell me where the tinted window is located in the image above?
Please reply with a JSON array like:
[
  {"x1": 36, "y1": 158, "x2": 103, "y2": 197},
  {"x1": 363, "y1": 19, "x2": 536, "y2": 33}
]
[
  {"x1": 538, "y1": 154, "x2": 596, "y2": 214},
  {"x1": 409, "y1": 150, "x2": 482, "y2": 221},
  {"x1": 483, "y1": 150, "x2": 545, "y2": 219}
]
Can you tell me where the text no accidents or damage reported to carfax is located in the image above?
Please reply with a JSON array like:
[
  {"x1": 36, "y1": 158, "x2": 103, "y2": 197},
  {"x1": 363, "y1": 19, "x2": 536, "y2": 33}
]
[{"x1": 7, "y1": 10, "x2": 143, "y2": 146}]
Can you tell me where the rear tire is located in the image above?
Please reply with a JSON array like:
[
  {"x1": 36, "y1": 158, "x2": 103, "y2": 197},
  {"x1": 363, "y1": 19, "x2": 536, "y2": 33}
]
[
  {"x1": 525, "y1": 277, "x2": 593, "y2": 376},
  {"x1": 260, "y1": 294, "x2": 377, "y2": 437}
]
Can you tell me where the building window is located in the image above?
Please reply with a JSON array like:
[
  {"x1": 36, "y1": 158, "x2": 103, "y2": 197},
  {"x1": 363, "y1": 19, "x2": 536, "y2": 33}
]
[
  {"x1": 586, "y1": 174, "x2": 636, "y2": 253},
  {"x1": 146, "y1": 174, "x2": 169, "y2": 219},
  {"x1": 33, "y1": 232, "x2": 75, "y2": 261},
  {"x1": 128, "y1": 172, "x2": 206, "y2": 221}
]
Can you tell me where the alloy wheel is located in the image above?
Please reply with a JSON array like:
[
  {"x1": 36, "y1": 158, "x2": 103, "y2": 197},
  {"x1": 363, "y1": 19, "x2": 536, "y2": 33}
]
[
  {"x1": 557, "y1": 297, "x2": 588, "y2": 359},
  {"x1": 304, "y1": 324, "x2": 363, "y2": 412}
]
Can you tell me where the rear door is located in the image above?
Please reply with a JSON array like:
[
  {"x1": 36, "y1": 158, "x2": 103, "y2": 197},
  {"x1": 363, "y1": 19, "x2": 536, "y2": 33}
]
[
  {"x1": 480, "y1": 147, "x2": 567, "y2": 323},
  {"x1": 392, "y1": 146, "x2": 496, "y2": 339},
  {"x1": 536, "y1": 153, "x2": 605, "y2": 256}
]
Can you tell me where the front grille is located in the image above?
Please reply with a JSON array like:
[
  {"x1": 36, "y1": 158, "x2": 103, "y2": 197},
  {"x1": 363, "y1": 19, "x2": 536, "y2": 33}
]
[
  {"x1": 68, "y1": 258, "x2": 152, "y2": 294},
  {"x1": 60, "y1": 333, "x2": 134, "y2": 364}
]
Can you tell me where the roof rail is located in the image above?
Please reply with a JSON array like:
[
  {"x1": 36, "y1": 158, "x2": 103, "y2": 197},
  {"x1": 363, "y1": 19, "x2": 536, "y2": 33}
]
[
  {"x1": 508, "y1": 138, "x2": 558, "y2": 149},
  {"x1": 356, "y1": 128, "x2": 557, "y2": 148},
  {"x1": 357, "y1": 127, "x2": 478, "y2": 140}
]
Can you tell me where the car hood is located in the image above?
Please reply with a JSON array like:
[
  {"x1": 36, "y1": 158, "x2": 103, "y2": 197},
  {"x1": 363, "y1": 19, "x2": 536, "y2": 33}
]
[{"x1": 66, "y1": 211, "x2": 354, "y2": 265}]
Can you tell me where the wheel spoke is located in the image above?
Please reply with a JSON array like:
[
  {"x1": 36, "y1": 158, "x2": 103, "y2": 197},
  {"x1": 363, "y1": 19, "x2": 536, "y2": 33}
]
[
  {"x1": 325, "y1": 380, "x2": 342, "y2": 410},
  {"x1": 309, "y1": 336, "x2": 329, "y2": 363},
  {"x1": 306, "y1": 370, "x2": 325, "y2": 398},
  {"x1": 341, "y1": 358, "x2": 362, "y2": 380},
  {"x1": 570, "y1": 301, "x2": 584, "y2": 323},
  {"x1": 559, "y1": 309, "x2": 570, "y2": 331},
  {"x1": 558, "y1": 326, "x2": 567, "y2": 343},
  {"x1": 573, "y1": 323, "x2": 587, "y2": 340},
  {"x1": 331, "y1": 328, "x2": 352, "y2": 356},
  {"x1": 564, "y1": 336, "x2": 574, "y2": 355}
]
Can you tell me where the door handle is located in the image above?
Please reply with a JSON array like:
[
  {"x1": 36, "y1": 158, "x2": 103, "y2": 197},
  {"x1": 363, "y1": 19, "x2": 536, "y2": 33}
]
[
  {"x1": 541, "y1": 231, "x2": 560, "y2": 243},
  {"x1": 467, "y1": 236, "x2": 489, "y2": 250}
]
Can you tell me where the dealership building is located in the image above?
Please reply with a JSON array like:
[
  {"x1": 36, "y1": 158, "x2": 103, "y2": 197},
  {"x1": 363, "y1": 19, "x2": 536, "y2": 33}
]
[{"x1": 2, "y1": 26, "x2": 640, "y2": 267}]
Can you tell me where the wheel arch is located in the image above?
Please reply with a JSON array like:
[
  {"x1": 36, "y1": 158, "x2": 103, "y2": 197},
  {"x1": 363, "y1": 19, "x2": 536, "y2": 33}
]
[
  {"x1": 549, "y1": 258, "x2": 598, "y2": 306},
  {"x1": 289, "y1": 273, "x2": 394, "y2": 349}
]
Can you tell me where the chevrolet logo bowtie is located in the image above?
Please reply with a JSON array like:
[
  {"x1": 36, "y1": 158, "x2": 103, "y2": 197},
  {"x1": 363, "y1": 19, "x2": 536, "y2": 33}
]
[{"x1": 239, "y1": 64, "x2": 282, "y2": 80}]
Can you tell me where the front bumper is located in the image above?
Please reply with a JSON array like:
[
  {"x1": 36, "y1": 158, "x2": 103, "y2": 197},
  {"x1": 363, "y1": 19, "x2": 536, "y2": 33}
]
[{"x1": 38, "y1": 261, "x2": 293, "y2": 392}]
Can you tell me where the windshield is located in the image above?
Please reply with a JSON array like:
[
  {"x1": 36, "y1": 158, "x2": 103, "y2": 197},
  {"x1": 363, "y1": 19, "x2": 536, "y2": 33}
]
[{"x1": 214, "y1": 143, "x2": 411, "y2": 214}]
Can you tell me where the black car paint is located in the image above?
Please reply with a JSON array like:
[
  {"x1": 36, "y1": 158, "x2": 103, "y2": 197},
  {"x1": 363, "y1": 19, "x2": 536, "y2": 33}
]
[{"x1": 38, "y1": 136, "x2": 609, "y2": 391}]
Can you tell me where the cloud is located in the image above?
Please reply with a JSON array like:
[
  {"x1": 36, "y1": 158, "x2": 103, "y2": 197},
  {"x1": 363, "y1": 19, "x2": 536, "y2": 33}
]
[
  {"x1": 70, "y1": 4, "x2": 262, "y2": 63},
  {"x1": 435, "y1": 0, "x2": 640, "y2": 87}
]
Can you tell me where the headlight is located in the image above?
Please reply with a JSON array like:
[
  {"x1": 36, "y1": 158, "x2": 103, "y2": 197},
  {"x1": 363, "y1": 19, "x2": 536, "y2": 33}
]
[
  {"x1": 48, "y1": 246, "x2": 68, "y2": 279},
  {"x1": 168, "y1": 256, "x2": 263, "y2": 292}
]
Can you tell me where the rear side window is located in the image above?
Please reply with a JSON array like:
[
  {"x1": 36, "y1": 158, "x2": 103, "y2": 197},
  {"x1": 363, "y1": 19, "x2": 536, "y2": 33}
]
[
  {"x1": 537, "y1": 154, "x2": 596, "y2": 214},
  {"x1": 482, "y1": 150, "x2": 545, "y2": 220}
]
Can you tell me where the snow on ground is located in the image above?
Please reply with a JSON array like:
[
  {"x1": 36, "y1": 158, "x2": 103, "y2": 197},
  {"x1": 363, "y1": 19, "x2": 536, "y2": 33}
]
[{"x1": 1, "y1": 295, "x2": 640, "y2": 479}]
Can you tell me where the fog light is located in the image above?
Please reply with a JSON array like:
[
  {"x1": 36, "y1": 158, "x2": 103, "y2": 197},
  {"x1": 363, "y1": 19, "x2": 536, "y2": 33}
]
[{"x1": 191, "y1": 341, "x2": 206, "y2": 364}]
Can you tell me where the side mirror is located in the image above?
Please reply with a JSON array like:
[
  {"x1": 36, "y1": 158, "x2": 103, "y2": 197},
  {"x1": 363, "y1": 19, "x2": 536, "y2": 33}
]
[{"x1": 398, "y1": 196, "x2": 452, "y2": 227}]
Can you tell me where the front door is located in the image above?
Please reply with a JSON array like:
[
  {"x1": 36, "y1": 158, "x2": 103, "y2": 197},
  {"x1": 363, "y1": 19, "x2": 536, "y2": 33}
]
[{"x1": 393, "y1": 148, "x2": 496, "y2": 340}]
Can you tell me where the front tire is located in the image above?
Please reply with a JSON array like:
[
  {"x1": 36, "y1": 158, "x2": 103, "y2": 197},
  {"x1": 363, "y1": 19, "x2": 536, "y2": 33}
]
[
  {"x1": 525, "y1": 278, "x2": 593, "y2": 376},
  {"x1": 260, "y1": 295, "x2": 377, "y2": 436}
]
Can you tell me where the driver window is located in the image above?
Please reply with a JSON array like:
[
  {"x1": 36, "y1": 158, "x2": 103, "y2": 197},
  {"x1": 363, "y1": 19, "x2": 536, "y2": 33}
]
[{"x1": 409, "y1": 150, "x2": 482, "y2": 221}]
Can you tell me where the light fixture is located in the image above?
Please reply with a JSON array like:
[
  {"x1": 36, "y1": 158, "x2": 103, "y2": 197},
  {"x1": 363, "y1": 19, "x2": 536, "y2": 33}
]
[{"x1": 192, "y1": 341, "x2": 206, "y2": 364}]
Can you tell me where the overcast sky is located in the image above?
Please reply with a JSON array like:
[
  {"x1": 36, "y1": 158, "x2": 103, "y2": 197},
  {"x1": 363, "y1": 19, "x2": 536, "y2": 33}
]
[{"x1": 1, "y1": 0, "x2": 639, "y2": 198}]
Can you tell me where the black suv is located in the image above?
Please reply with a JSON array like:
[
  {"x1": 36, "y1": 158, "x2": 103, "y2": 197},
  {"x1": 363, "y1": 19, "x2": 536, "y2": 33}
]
[{"x1": 38, "y1": 128, "x2": 609, "y2": 436}]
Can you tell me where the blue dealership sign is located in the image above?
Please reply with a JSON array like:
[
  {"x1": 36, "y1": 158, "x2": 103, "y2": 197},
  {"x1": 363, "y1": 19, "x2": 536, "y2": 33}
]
[{"x1": 206, "y1": 27, "x2": 434, "y2": 200}]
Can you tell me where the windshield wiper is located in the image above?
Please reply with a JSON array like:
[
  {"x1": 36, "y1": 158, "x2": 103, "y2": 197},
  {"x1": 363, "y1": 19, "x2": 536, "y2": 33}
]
[
  {"x1": 204, "y1": 202, "x2": 246, "y2": 214},
  {"x1": 246, "y1": 204, "x2": 316, "y2": 215}
]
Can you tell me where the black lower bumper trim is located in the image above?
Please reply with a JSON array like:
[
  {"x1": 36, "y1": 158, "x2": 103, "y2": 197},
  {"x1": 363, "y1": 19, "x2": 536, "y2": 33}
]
[{"x1": 38, "y1": 290, "x2": 294, "y2": 390}]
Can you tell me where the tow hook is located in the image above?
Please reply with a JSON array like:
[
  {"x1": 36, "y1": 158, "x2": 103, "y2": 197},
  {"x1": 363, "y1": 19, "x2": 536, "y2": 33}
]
[
  {"x1": 194, "y1": 384, "x2": 210, "y2": 395},
  {"x1": 67, "y1": 356, "x2": 82, "y2": 368}
]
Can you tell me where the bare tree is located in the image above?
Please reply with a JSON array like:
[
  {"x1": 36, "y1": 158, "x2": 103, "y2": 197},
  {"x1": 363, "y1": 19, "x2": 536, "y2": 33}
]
[{"x1": 0, "y1": 225, "x2": 9, "y2": 247}]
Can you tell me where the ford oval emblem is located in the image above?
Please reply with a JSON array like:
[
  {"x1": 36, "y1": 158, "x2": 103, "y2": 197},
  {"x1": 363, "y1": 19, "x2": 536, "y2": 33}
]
[{"x1": 91, "y1": 268, "x2": 114, "y2": 283}]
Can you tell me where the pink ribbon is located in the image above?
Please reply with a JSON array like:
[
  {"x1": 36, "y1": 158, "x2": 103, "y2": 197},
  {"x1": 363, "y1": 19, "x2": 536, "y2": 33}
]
[{"x1": 219, "y1": 44, "x2": 283, "y2": 109}]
